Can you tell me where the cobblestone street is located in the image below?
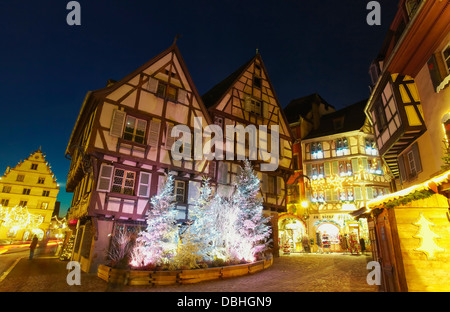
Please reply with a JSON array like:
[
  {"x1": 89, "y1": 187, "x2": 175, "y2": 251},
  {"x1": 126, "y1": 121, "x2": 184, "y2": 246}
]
[{"x1": 0, "y1": 253, "x2": 378, "y2": 292}]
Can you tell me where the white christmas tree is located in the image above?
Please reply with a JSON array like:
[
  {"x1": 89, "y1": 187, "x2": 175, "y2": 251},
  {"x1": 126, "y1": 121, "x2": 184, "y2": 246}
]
[
  {"x1": 130, "y1": 174, "x2": 179, "y2": 268},
  {"x1": 413, "y1": 213, "x2": 445, "y2": 260},
  {"x1": 189, "y1": 176, "x2": 219, "y2": 262},
  {"x1": 231, "y1": 159, "x2": 272, "y2": 262}
]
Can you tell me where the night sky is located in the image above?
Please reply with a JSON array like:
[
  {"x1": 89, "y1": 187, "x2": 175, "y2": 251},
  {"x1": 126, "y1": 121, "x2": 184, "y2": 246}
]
[{"x1": 0, "y1": 1, "x2": 398, "y2": 217}]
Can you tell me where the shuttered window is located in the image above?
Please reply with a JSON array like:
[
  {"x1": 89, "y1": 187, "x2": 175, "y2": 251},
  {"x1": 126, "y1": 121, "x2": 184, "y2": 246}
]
[
  {"x1": 97, "y1": 164, "x2": 114, "y2": 192},
  {"x1": 165, "y1": 123, "x2": 176, "y2": 150},
  {"x1": 398, "y1": 142, "x2": 422, "y2": 182},
  {"x1": 138, "y1": 172, "x2": 151, "y2": 197},
  {"x1": 110, "y1": 110, "x2": 126, "y2": 138},
  {"x1": 146, "y1": 77, "x2": 159, "y2": 93},
  {"x1": 177, "y1": 89, "x2": 187, "y2": 104},
  {"x1": 147, "y1": 119, "x2": 161, "y2": 147},
  {"x1": 123, "y1": 116, "x2": 147, "y2": 144}
]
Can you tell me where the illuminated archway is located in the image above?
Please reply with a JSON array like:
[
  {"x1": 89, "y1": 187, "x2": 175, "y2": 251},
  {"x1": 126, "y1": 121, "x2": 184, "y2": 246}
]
[
  {"x1": 278, "y1": 214, "x2": 307, "y2": 254},
  {"x1": 315, "y1": 222, "x2": 340, "y2": 252}
]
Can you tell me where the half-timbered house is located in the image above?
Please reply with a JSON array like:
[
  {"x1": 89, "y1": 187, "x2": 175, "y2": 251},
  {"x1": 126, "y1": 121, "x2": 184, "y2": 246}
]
[
  {"x1": 362, "y1": 0, "x2": 450, "y2": 291},
  {"x1": 202, "y1": 52, "x2": 295, "y2": 255},
  {"x1": 65, "y1": 43, "x2": 213, "y2": 272}
]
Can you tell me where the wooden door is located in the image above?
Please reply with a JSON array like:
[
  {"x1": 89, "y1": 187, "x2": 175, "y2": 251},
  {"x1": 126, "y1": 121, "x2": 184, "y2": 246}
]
[{"x1": 375, "y1": 215, "x2": 397, "y2": 292}]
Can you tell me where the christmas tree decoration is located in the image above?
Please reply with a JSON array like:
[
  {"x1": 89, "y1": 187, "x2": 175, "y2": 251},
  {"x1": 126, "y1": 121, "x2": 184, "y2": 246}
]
[
  {"x1": 413, "y1": 213, "x2": 445, "y2": 260},
  {"x1": 231, "y1": 159, "x2": 272, "y2": 262},
  {"x1": 130, "y1": 174, "x2": 180, "y2": 268},
  {"x1": 189, "y1": 177, "x2": 219, "y2": 262}
]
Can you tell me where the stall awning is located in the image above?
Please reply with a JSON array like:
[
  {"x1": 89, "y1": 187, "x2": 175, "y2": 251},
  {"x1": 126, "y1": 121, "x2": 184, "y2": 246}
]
[{"x1": 367, "y1": 170, "x2": 450, "y2": 210}]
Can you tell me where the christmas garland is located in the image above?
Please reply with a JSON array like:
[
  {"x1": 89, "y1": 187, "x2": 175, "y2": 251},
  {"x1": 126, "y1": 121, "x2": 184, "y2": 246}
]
[{"x1": 384, "y1": 189, "x2": 435, "y2": 209}]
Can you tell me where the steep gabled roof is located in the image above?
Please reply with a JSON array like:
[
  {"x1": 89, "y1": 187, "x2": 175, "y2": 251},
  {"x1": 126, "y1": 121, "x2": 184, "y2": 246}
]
[
  {"x1": 283, "y1": 93, "x2": 334, "y2": 124},
  {"x1": 201, "y1": 56, "x2": 254, "y2": 109},
  {"x1": 304, "y1": 99, "x2": 368, "y2": 140},
  {"x1": 66, "y1": 43, "x2": 212, "y2": 156}
]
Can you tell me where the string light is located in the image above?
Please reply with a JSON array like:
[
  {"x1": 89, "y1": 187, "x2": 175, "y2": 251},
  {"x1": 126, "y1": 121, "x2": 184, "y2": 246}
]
[{"x1": 0, "y1": 205, "x2": 44, "y2": 231}]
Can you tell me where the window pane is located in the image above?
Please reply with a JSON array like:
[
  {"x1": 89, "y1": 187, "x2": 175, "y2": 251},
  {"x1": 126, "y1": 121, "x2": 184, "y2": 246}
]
[{"x1": 167, "y1": 86, "x2": 177, "y2": 101}]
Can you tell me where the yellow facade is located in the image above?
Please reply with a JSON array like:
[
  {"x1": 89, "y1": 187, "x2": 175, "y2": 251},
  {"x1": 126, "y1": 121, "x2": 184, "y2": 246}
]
[{"x1": 0, "y1": 149, "x2": 59, "y2": 242}]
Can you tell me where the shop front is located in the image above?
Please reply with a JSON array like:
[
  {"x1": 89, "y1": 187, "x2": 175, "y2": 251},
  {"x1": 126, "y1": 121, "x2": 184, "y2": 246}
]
[{"x1": 278, "y1": 214, "x2": 307, "y2": 254}]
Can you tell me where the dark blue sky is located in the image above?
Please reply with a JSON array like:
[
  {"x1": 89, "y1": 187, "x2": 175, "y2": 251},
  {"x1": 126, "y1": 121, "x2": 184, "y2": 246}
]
[{"x1": 0, "y1": 1, "x2": 397, "y2": 217}]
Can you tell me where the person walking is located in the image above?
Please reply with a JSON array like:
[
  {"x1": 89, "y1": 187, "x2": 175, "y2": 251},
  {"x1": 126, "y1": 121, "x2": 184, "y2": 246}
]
[{"x1": 29, "y1": 235, "x2": 39, "y2": 260}]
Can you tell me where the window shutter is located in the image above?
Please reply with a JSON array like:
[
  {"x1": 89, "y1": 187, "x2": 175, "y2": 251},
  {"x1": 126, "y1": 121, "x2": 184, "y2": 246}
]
[
  {"x1": 411, "y1": 143, "x2": 422, "y2": 173},
  {"x1": 177, "y1": 89, "x2": 187, "y2": 104},
  {"x1": 427, "y1": 54, "x2": 443, "y2": 91},
  {"x1": 332, "y1": 161, "x2": 339, "y2": 176},
  {"x1": 351, "y1": 158, "x2": 359, "y2": 174},
  {"x1": 97, "y1": 164, "x2": 113, "y2": 192},
  {"x1": 148, "y1": 119, "x2": 161, "y2": 147},
  {"x1": 331, "y1": 189, "x2": 339, "y2": 201},
  {"x1": 217, "y1": 162, "x2": 229, "y2": 184},
  {"x1": 157, "y1": 175, "x2": 167, "y2": 194},
  {"x1": 262, "y1": 173, "x2": 269, "y2": 193},
  {"x1": 165, "y1": 123, "x2": 176, "y2": 150},
  {"x1": 209, "y1": 161, "x2": 216, "y2": 178},
  {"x1": 276, "y1": 176, "x2": 282, "y2": 194},
  {"x1": 244, "y1": 96, "x2": 252, "y2": 112},
  {"x1": 147, "y1": 77, "x2": 159, "y2": 93},
  {"x1": 362, "y1": 158, "x2": 369, "y2": 171},
  {"x1": 263, "y1": 102, "x2": 269, "y2": 119},
  {"x1": 325, "y1": 189, "x2": 332, "y2": 201},
  {"x1": 398, "y1": 155, "x2": 407, "y2": 183},
  {"x1": 324, "y1": 162, "x2": 331, "y2": 178},
  {"x1": 138, "y1": 172, "x2": 152, "y2": 197},
  {"x1": 354, "y1": 187, "x2": 363, "y2": 201},
  {"x1": 366, "y1": 187, "x2": 373, "y2": 200},
  {"x1": 110, "y1": 109, "x2": 126, "y2": 138},
  {"x1": 305, "y1": 164, "x2": 312, "y2": 178}
]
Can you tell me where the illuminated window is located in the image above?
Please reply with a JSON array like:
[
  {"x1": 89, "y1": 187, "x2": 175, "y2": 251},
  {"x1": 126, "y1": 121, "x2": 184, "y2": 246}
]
[
  {"x1": 336, "y1": 138, "x2": 349, "y2": 156},
  {"x1": 123, "y1": 116, "x2": 147, "y2": 144},
  {"x1": 311, "y1": 142, "x2": 323, "y2": 159},
  {"x1": 40, "y1": 202, "x2": 49, "y2": 209},
  {"x1": 311, "y1": 164, "x2": 324, "y2": 180},
  {"x1": 111, "y1": 169, "x2": 135, "y2": 195},
  {"x1": 365, "y1": 138, "x2": 378, "y2": 155},
  {"x1": 339, "y1": 160, "x2": 352, "y2": 177},
  {"x1": 442, "y1": 44, "x2": 450, "y2": 73},
  {"x1": 174, "y1": 180, "x2": 186, "y2": 203}
]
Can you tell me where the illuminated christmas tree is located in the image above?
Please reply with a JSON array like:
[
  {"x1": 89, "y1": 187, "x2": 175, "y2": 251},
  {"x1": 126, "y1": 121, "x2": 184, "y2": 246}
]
[
  {"x1": 189, "y1": 177, "x2": 219, "y2": 262},
  {"x1": 413, "y1": 213, "x2": 445, "y2": 260},
  {"x1": 231, "y1": 160, "x2": 272, "y2": 262},
  {"x1": 131, "y1": 174, "x2": 179, "y2": 268}
]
